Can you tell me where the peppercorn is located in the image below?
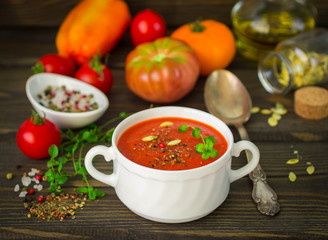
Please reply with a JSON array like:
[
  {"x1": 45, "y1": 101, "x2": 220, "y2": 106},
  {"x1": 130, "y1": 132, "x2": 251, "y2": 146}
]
[
  {"x1": 38, "y1": 195, "x2": 45, "y2": 203},
  {"x1": 27, "y1": 189, "x2": 35, "y2": 195},
  {"x1": 159, "y1": 143, "x2": 166, "y2": 149},
  {"x1": 35, "y1": 175, "x2": 42, "y2": 181}
]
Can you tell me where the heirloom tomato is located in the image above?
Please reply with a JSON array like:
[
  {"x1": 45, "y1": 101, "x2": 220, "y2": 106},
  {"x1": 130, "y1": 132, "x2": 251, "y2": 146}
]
[
  {"x1": 16, "y1": 112, "x2": 61, "y2": 159},
  {"x1": 125, "y1": 37, "x2": 200, "y2": 103},
  {"x1": 32, "y1": 54, "x2": 76, "y2": 77},
  {"x1": 130, "y1": 9, "x2": 167, "y2": 46},
  {"x1": 75, "y1": 56, "x2": 113, "y2": 94},
  {"x1": 171, "y1": 19, "x2": 236, "y2": 76}
]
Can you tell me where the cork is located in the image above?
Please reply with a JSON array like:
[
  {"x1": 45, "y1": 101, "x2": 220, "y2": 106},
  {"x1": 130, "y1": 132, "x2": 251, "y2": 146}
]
[{"x1": 294, "y1": 86, "x2": 328, "y2": 120}]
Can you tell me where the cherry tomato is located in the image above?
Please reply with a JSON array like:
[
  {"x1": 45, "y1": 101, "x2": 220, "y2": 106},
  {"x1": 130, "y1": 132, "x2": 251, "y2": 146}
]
[
  {"x1": 32, "y1": 53, "x2": 76, "y2": 77},
  {"x1": 74, "y1": 56, "x2": 113, "y2": 94},
  {"x1": 16, "y1": 112, "x2": 61, "y2": 159},
  {"x1": 130, "y1": 9, "x2": 167, "y2": 47}
]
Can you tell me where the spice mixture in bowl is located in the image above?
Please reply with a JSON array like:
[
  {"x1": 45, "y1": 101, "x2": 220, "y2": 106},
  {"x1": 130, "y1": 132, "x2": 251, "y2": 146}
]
[
  {"x1": 37, "y1": 85, "x2": 99, "y2": 113},
  {"x1": 26, "y1": 73, "x2": 109, "y2": 129}
]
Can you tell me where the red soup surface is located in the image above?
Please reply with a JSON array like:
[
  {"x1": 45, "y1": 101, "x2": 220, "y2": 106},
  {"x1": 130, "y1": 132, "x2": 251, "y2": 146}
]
[{"x1": 117, "y1": 117, "x2": 228, "y2": 170}]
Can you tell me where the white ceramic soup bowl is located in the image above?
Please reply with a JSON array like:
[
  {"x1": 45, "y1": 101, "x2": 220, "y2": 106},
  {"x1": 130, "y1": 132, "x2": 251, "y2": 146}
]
[
  {"x1": 26, "y1": 73, "x2": 109, "y2": 129},
  {"x1": 85, "y1": 106, "x2": 260, "y2": 223}
]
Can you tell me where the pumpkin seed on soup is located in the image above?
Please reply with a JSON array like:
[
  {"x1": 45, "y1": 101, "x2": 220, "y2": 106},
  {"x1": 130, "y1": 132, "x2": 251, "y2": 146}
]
[
  {"x1": 167, "y1": 139, "x2": 181, "y2": 146},
  {"x1": 160, "y1": 121, "x2": 174, "y2": 127},
  {"x1": 142, "y1": 135, "x2": 157, "y2": 141}
]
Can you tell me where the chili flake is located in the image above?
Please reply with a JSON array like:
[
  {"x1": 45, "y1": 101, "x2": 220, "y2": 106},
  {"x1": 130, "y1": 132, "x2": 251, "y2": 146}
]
[{"x1": 37, "y1": 85, "x2": 99, "y2": 113}]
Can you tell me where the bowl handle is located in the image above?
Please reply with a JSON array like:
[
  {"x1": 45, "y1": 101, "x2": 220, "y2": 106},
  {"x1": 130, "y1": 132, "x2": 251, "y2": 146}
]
[
  {"x1": 229, "y1": 140, "x2": 260, "y2": 183},
  {"x1": 84, "y1": 145, "x2": 117, "y2": 187}
]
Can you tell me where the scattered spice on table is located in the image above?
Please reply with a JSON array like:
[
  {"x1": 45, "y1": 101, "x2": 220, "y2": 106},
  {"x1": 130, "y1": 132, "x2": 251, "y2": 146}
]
[
  {"x1": 37, "y1": 85, "x2": 99, "y2": 112},
  {"x1": 286, "y1": 145, "x2": 315, "y2": 182},
  {"x1": 24, "y1": 192, "x2": 87, "y2": 222},
  {"x1": 14, "y1": 168, "x2": 44, "y2": 198},
  {"x1": 12, "y1": 168, "x2": 88, "y2": 221},
  {"x1": 251, "y1": 102, "x2": 288, "y2": 127}
]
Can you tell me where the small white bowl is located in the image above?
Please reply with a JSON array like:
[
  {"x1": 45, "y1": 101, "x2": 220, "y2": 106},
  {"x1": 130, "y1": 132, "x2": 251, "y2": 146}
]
[{"x1": 26, "y1": 73, "x2": 109, "y2": 129}]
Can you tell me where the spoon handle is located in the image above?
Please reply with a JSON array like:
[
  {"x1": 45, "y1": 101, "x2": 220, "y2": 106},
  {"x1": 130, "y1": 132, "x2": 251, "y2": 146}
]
[{"x1": 235, "y1": 123, "x2": 280, "y2": 216}]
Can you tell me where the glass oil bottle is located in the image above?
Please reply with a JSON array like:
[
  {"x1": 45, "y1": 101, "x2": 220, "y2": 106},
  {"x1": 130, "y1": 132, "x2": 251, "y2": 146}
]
[{"x1": 231, "y1": 0, "x2": 317, "y2": 61}]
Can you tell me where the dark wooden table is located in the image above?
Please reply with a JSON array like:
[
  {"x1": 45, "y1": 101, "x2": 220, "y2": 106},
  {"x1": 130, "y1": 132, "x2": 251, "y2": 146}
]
[{"x1": 1, "y1": 1, "x2": 328, "y2": 239}]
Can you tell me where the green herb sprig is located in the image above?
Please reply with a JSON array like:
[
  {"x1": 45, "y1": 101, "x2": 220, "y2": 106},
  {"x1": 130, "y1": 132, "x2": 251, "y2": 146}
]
[
  {"x1": 178, "y1": 124, "x2": 219, "y2": 159},
  {"x1": 45, "y1": 112, "x2": 129, "y2": 200}
]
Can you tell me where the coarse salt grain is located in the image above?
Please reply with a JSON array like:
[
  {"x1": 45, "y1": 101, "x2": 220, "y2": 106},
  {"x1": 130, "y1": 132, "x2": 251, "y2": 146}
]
[
  {"x1": 31, "y1": 177, "x2": 40, "y2": 184},
  {"x1": 21, "y1": 176, "x2": 31, "y2": 187},
  {"x1": 34, "y1": 184, "x2": 43, "y2": 191},
  {"x1": 14, "y1": 184, "x2": 20, "y2": 192},
  {"x1": 28, "y1": 168, "x2": 38, "y2": 176},
  {"x1": 19, "y1": 191, "x2": 27, "y2": 198}
]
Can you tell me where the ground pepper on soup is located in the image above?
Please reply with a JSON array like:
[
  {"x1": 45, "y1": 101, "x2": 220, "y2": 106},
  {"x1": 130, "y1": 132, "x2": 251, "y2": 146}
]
[{"x1": 117, "y1": 117, "x2": 228, "y2": 170}]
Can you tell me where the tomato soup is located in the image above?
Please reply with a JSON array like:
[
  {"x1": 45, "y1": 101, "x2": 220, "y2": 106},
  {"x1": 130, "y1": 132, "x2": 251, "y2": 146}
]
[{"x1": 117, "y1": 117, "x2": 228, "y2": 170}]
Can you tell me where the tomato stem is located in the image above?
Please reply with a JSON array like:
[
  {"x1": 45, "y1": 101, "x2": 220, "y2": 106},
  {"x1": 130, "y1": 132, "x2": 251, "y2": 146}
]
[
  {"x1": 89, "y1": 55, "x2": 104, "y2": 78},
  {"x1": 31, "y1": 62, "x2": 45, "y2": 74},
  {"x1": 189, "y1": 20, "x2": 206, "y2": 33},
  {"x1": 30, "y1": 110, "x2": 45, "y2": 125},
  {"x1": 152, "y1": 54, "x2": 166, "y2": 63}
]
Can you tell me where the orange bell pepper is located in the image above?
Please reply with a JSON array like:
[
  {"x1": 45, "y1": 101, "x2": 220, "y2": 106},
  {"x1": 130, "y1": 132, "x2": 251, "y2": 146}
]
[{"x1": 56, "y1": 0, "x2": 131, "y2": 65}]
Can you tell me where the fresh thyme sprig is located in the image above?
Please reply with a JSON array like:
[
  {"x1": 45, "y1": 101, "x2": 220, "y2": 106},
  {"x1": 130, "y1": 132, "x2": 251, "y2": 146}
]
[
  {"x1": 178, "y1": 124, "x2": 219, "y2": 159},
  {"x1": 45, "y1": 112, "x2": 129, "y2": 200}
]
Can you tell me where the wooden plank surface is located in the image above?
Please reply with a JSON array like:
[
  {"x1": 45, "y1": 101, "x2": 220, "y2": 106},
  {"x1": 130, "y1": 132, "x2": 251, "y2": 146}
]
[
  {"x1": 1, "y1": 0, "x2": 328, "y2": 28},
  {"x1": 0, "y1": 0, "x2": 328, "y2": 239}
]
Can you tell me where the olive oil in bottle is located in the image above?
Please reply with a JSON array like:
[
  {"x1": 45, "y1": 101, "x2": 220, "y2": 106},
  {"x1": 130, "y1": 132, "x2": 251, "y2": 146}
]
[{"x1": 231, "y1": 0, "x2": 317, "y2": 60}]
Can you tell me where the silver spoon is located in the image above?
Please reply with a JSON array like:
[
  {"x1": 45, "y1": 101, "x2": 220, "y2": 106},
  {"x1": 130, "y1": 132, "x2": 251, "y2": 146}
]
[{"x1": 204, "y1": 69, "x2": 280, "y2": 216}]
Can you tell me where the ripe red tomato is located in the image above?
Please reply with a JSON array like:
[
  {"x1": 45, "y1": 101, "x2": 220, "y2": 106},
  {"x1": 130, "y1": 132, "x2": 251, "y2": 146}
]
[
  {"x1": 125, "y1": 37, "x2": 200, "y2": 103},
  {"x1": 32, "y1": 53, "x2": 76, "y2": 77},
  {"x1": 16, "y1": 113, "x2": 61, "y2": 159},
  {"x1": 130, "y1": 9, "x2": 167, "y2": 46},
  {"x1": 74, "y1": 56, "x2": 113, "y2": 94}
]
